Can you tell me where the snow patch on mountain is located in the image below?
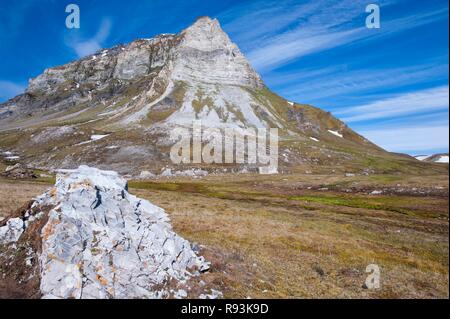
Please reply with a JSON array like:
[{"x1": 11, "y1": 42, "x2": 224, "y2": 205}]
[
  {"x1": 436, "y1": 155, "x2": 449, "y2": 163},
  {"x1": 414, "y1": 155, "x2": 431, "y2": 161},
  {"x1": 328, "y1": 130, "x2": 343, "y2": 138},
  {"x1": 415, "y1": 153, "x2": 449, "y2": 163},
  {"x1": 90, "y1": 134, "x2": 109, "y2": 141}
]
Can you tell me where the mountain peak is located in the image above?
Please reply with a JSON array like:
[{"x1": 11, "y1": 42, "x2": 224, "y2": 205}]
[
  {"x1": 181, "y1": 16, "x2": 233, "y2": 51},
  {"x1": 187, "y1": 16, "x2": 222, "y2": 34},
  {"x1": 0, "y1": 17, "x2": 394, "y2": 175},
  {"x1": 173, "y1": 17, "x2": 264, "y2": 88},
  {"x1": 192, "y1": 16, "x2": 218, "y2": 26}
]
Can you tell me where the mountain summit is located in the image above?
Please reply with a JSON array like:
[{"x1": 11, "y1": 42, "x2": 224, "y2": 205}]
[
  {"x1": 0, "y1": 17, "x2": 438, "y2": 175},
  {"x1": 1, "y1": 16, "x2": 265, "y2": 129},
  {"x1": 174, "y1": 17, "x2": 264, "y2": 88}
]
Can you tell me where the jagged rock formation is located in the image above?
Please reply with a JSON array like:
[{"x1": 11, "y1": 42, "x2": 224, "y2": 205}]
[
  {"x1": 0, "y1": 17, "x2": 442, "y2": 175},
  {"x1": 0, "y1": 17, "x2": 264, "y2": 128},
  {"x1": 0, "y1": 166, "x2": 213, "y2": 299}
]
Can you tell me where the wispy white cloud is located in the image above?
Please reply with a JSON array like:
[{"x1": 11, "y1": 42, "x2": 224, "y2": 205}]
[
  {"x1": 239, "y1": 0, "x2": 371, "y2": 71},
  {"x1": 65, "y1": 19, "x2": 112, "y2": 58},
  {"x1": 222, "y1": 1, "x2": 323, "y2": 46},
  {"x1": 359, "y1": 124, "x2": 449, "y2": 154},
  {"x1": 369, "y1": 6, "x2": 449, "y2": 40},
  {"x1": 247, "y1": 27, "x2": 362, "y2": 72},
  {"x1": 223, "y1": 0, "x2": 447, "y2": 72},
  {"x1": 337, "y1": 86, "x2": 449, "y2": 122},
  {"x1": 0, "y1": 80, "x2": 25, "y2": 101},
  {"x1": 275, "y1": 63, "x2": 448, "y2": 102}
]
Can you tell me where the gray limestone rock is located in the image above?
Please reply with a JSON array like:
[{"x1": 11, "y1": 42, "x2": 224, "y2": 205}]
[{"x1": 2, "y1": 166, "x2": 213, "y2": 299}]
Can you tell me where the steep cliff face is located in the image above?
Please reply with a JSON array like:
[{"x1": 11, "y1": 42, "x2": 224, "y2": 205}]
[
  {"x1": 0, "y1": 34, "x2": 180, "y2": 124},
  {"x1": 172, "y1": 17, "x2": 264, "y2": 88},
  {"x1": 0, "y1": 17, "x2": 424, "y2": 175},
  {"x1": 0, "y1": 17, "x2": 266, "y2": 129}
]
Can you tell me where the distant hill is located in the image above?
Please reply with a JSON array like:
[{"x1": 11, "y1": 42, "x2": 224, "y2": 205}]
[{"x1": 415, "y1": 153, "x2": 449, "y2": 164}]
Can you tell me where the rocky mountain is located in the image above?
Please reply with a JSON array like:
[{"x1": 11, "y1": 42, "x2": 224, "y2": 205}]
[
  {"x1": 0, "y1": 17, "x2": 445, "y2": 175},
  {"x1": 0, "y1": 166, "x2": 219, "y2": 299}
]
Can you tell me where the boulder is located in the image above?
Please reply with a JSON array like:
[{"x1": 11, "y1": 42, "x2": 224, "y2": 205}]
[
  {"x1": 160, "y1": 168, "x2": 173, "y2": 177},
  {"x1": 0, "y1": 166, "x2": 213, "y2": 299},
  {"x1": 2, "y1": 163, "x2": 37, "y2": 179},
  {"x1": 138, "y1": 170, "x2": 155, "y2": 179}
]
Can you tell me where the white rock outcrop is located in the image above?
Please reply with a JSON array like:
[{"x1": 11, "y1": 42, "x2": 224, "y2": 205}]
[
  {"x1": 1, "y1": 166, "x2": 211, "y2": 299},
  {"x1": 258, "y1": 166, "x2": 278, "y2": 175},
  {"x1": 138, "y1": 170, "x2": 155, "y2": 179},
  {"x1": 174, "y1": 169, "x2": 208, "y2": 177}
]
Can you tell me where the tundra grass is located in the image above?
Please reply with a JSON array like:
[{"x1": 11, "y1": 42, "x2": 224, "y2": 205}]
[
  {"x1": 1, "y1": 173, "x2": 448, "y2": 298},
  {"x1": 131, "y1": 180, "x2": 448, "y2": 298}
]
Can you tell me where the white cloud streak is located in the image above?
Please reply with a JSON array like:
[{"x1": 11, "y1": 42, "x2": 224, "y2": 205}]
[
  {"x1": 222, "y1": 0, "x2": 447, "y2": 72},
  {"x1": 360, "y1": 125, "x2": 449, "y2": 153},
  {"x1": 222, "y1": 1, "x2": 324, "y2": 46},
  {"x1": 0, "y1": 80, "x2": 25, "y2": 101},
  {"x1": 274, "y1": 63, "x2": 448, "y2": 102},
  {"x1": 247, "y1": 27, "x2": 362, "y2": 72},
  {"x1": 65, "y1": 19, "x2": 112, "y2": 58},
  {"x1": 337, "y1": 86, "x2": 449, "y2": 122}
]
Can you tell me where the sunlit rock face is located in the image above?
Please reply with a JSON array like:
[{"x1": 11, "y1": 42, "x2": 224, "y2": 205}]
[
  {"x1": 172, "y1": 17, "x2": 264, "y2": 88},
  {"x1": 1, "y1": 16, "x2": 266, "y2": 128},
  {"x1": 0, "y1": 166, "x2": 211, "y2": 299},
  {"x1": 0, "y1": 16, "x2": 378, "y2": 174}
]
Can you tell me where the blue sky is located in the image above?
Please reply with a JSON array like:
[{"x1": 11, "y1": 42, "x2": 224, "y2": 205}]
[{"x1": 0, "y1": 0, "x2": 448, "y2": 155}]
